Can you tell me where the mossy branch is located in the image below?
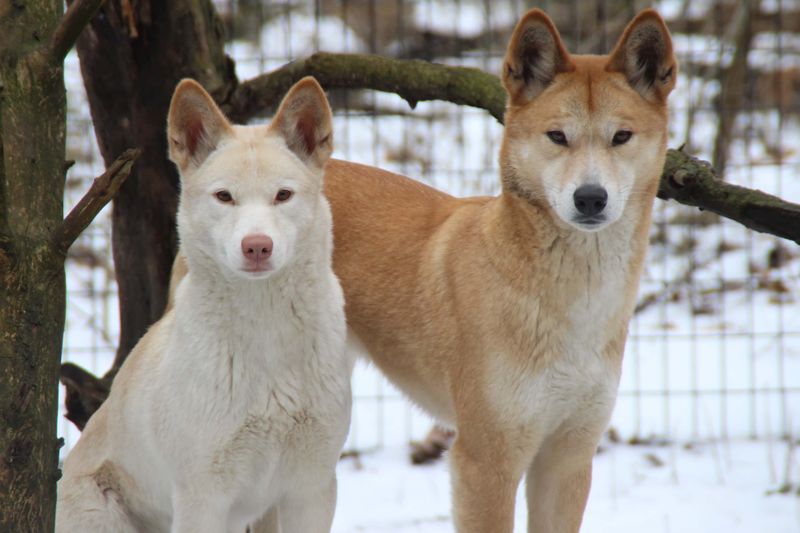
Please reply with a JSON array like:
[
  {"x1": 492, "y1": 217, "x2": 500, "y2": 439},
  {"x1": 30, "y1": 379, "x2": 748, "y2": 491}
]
[
  {"x1": 659, "y1": 148, "x2": 800, "y2": 244},
  {"x1": 226, "y1": 52, "x2": 800, "y2": 244},
  {"x1": 224, "y1": 52, "x2": 507, "y2": 124}
]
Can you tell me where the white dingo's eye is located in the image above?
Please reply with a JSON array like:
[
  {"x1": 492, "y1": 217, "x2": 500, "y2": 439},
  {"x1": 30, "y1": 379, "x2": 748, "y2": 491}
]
[
  {"x1": 275, "y1": 189, "x2": 293, "y2": 203},
  {"x1": 612, "y1": 130, "x2": 633, "y2": 146},
  {"x1": 546, "y1": 130, "x2": 568, "y2": 146},
  {"x1": 215, "y1": 190, "x2": 234, "y2": 203}
]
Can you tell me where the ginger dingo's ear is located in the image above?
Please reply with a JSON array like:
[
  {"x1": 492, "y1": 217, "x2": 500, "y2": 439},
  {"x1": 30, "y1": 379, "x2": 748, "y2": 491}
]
[
  {"x1": 167, "y1": 79, "x2": 234, "y2": 173},
  {"x1": 502, "y1": 9, "x2": 575, "y2": 106},
  {"x1": 606, "y1": 9, "x2": 677, "y2": 102},
  {"x1": 269, "y1": 77, "x2": 333, "y2": 169}
]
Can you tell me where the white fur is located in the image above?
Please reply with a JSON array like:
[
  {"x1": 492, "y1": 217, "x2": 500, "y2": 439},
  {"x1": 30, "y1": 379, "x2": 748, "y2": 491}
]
[{"x1": 56, "y1": 84, "x2": 352, "y2": 533}]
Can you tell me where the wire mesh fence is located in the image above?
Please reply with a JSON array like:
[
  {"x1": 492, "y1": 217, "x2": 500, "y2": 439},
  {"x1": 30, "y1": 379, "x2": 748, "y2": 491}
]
[{"x1": 60, "y1": 0, "x2": 800, "y2": 457}]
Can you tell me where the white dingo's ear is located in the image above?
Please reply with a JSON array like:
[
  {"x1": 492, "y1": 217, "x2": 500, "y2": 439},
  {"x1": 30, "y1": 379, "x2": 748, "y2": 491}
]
[
  {"x1": 269, "y1": 77, "x2": 333, "y2": 169},
  {"x1": 167, "y1": 79, "x2": 233, "y2": 173},
  {"x1": 606, "y1": 9, "x2": 677, "y2": 103},
  {"x1": 502, "y1": 9, "x2": 574, "y2": 107}
]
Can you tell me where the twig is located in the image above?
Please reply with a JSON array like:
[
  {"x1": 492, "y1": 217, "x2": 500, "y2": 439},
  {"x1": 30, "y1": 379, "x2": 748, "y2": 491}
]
[
  {"x1": 120, "y1": 0, "x2": 139, "y2": 38},
  {"x1": 53, "y1": 148, "x2": 140, "y2": 255},
  {"x1": 48, "y1": 0, "x2": 106, "y2": 64}
]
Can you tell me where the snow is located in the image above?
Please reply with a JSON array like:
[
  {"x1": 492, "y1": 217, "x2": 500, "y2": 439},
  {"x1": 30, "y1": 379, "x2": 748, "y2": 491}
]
[
  {"x1": 58, "y1": 0, "x2": 800, "y2": 531},
  {"x1": 411, "y1": 1, "x2": 519, "y2": 36},
  {"x1": 332, "y1": 440, "x2": 800, "y2": 533}
]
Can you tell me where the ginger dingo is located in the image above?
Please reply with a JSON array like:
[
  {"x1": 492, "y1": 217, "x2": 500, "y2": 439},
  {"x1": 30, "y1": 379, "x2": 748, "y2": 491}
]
[
  {"x1": 56, "y1": 77, "x2": 353, "y2": 533},
  {"x1": 322, "y1": 8, "x2": 677, "y2": 532}
]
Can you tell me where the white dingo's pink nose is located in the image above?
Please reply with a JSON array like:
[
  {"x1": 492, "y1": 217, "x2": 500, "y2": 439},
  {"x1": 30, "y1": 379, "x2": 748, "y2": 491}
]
[{"x1": 241, "y1": 234, "x2": 273, "y2": 268}]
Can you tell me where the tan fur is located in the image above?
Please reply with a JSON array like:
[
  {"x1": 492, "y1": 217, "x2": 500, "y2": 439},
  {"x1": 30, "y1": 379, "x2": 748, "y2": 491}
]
[{"x1": 167, "y1": 8, "x2": 675, "y2": 533}]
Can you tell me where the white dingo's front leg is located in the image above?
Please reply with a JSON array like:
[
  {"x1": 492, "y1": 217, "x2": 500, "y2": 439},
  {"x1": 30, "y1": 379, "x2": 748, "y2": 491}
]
[
  {"x1": 278, "y1": 475, "x2": 337, "y2": 533},
  {"x1": 250, "y1": 507, "x2": 279, "y2": 533},
  {"x1": 170, "y1": 489, "x2": 230, "y2": 533}
]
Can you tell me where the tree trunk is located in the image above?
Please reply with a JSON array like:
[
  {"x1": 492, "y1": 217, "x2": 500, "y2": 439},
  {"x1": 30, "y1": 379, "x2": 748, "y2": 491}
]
[
  {"x1": 0, "y1": 2, "x2": 66, "y2": 530},
  {"x1": 711, "y1": 0, "x2": 760, "y2": 177},
  {"x1": 71, "y1": 0, "x2": 236, "y2": 372}
]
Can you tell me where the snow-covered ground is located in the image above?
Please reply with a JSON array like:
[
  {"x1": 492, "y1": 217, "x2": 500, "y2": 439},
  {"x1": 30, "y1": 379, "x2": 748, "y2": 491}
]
[
  {"x1": 333, "y1": 440, "x2": 799, "y2": 533},
  {"x1": 59, "y1": 0, "x2": 800, "y2": 531}
]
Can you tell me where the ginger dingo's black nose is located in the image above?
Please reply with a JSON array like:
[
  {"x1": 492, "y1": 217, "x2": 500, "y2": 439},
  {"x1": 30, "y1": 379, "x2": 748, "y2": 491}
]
[{"x1": 573, "y1": 184, "x2": 608, "y2": 216}]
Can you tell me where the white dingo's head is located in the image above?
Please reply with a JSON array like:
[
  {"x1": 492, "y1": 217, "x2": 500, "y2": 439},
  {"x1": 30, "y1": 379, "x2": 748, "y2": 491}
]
[
  {"x1": 500, "y1": 9, "x2": 677, "y2": 232},
  {"x1": 167, "y1": 77, "x2": 333, "y2": 281}
]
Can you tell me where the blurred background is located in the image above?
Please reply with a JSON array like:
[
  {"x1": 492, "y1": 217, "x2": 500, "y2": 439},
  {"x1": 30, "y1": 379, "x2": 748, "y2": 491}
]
[{"x1": 61, "y1": 1, "x2": 799, "y2": 531}]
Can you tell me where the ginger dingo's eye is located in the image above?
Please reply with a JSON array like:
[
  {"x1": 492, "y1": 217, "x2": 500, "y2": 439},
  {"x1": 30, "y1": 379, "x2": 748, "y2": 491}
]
[
  {"x1": 275, "y1": 189, "x2": 293, "y2": 203},
  {"x1": 215, "y1": 190, "x2": 234, "y2": 203},
  {"x1": 546, "y1": 130, "x2": 568, "y2": 146},
  {"x1": 612, "y1": 130, "x2": 633, "y2": 146}
]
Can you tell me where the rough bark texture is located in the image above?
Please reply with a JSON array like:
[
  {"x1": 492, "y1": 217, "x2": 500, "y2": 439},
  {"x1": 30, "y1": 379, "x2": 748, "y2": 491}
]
[
  {"x1": 72, "y1": 0, "x2": 237, "y2": 370},
  {"x1": 0, "y1": 2, "x2": 66, "y2": 530},
  {"x1": 0, "y1": 2, "x2": 136, "y2": 526}
]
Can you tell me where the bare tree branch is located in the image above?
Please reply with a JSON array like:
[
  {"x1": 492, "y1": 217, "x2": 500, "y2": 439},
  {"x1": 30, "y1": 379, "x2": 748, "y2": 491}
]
[
  {"x1": 53, "y1": 148, "x2": 140, "y2": 255},
  {"x1": 659, "y1": 149, "x2": 800, "y2": 245},
  {"x1": 48, "y1": 0, "x2": 105, "y2": 63}
]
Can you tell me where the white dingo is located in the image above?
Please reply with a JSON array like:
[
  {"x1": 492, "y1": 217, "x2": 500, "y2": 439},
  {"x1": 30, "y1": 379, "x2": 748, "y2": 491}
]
[{"x1": 56, "y1": 77, "x2": 352, "y2": 533}]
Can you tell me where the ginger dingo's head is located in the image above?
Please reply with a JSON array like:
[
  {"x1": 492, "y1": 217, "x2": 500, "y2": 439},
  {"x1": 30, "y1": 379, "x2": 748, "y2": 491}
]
[
  {"x1": 168, "y1": 77, "x2": 333, "y2": 280},
  {"x1": 500, "y1": 9, "x2": 677, "y2": 232}
]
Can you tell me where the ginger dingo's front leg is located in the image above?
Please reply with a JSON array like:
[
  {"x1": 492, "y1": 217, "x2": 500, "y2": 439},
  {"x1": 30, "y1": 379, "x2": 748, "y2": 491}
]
[
  {"x1": 450, "y1": 429, "x2": 530, "y2": 533},
  {"x1": 525, "y1": 431, "x2": 598, "y2": 533}
]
